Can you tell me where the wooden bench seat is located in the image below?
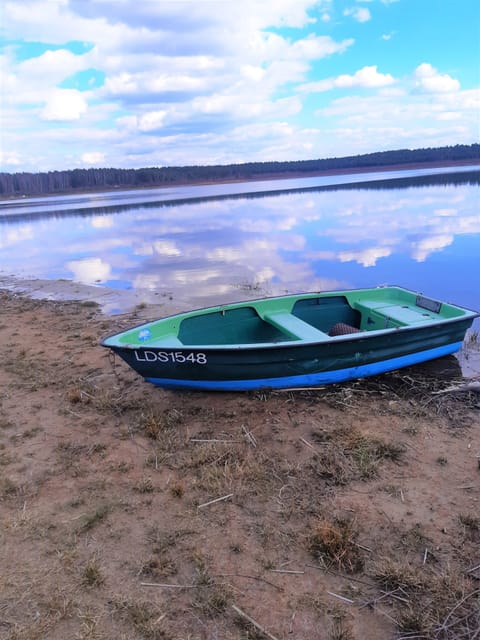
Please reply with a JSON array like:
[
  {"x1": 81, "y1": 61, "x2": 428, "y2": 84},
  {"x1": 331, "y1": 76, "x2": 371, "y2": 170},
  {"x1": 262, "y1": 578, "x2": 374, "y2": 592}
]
[{"x1": 263, "y1": 312, "x2": 330, "y2": 341}]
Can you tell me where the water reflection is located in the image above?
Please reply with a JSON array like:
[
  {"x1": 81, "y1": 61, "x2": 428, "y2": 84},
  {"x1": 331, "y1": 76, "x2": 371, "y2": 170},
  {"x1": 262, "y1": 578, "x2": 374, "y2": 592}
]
[
  {"x1": 0, "y1": 171, "x2": 479, "y2": 317},
  {"x1": 1, "y1": 168, "x2": 479, "y2": 223}
]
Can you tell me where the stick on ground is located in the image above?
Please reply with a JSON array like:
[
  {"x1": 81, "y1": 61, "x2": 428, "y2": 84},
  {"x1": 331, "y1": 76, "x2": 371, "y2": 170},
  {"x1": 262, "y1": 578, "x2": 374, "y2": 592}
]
[
  {"x1": 231, "y1": 605, "x2": 280, "y2": 640},
  {"x1": 197, "y1": 493, "x2": 233, "y2": 509}
]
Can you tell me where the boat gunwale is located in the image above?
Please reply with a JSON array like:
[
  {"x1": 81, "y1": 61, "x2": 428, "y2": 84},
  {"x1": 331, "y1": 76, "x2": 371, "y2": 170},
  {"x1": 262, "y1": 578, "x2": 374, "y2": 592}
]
[{"x1": 100, "y1": 286, "x2": 479, "y2": 352}]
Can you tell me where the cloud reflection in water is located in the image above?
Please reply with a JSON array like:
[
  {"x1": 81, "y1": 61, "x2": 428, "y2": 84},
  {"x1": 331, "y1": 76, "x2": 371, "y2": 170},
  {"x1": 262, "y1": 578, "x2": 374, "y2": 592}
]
[{"x1": 0, "y1": 174, "x2": 479, "y2": 311}]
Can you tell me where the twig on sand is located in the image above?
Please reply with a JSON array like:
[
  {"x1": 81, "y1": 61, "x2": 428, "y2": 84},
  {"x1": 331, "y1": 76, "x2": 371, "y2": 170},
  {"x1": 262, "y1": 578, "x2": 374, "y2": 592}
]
[
  {"x1": 466, "y1": 563, "x2": 480, "y2": 576},
  {"x1": 299, "y1": 437, "x2": 327, "y2": 451},
  {"x1": 197, "y1": 493, "x2": 233, "y2": 509},
  {"x1": 434, "y1": 589, "x2": 480, "y2": 635},
  {"x1": 242, "y1": 424, "x2": 257, "y2": 447},
  {"x1": 141, "y1": 582, "x2": 196, "y2": 588},
  {"x1": 231, "y1": 605, "x2": 280, "y2": 640},
  {"x1": 360, "y1": 587, "x2": 409, "y2": 610},
  {"x1": 423, "y1": 548, "x2": 429, "y2": 565},
  {"x1": 216, "y1": 573, "x2": 283, "y2": 592},
  {"x1": 190, "y1": 438, "x2": 241, "y2": 443},
  {"x1": 433, "y1": 380, "x2": 480, "y2": 394},
  {"x1": 269, "y1": 569, "x2": 305, "y2": 574},
  {"x1": 327, "y1": 591, "x2": 354, "y2": 604}
]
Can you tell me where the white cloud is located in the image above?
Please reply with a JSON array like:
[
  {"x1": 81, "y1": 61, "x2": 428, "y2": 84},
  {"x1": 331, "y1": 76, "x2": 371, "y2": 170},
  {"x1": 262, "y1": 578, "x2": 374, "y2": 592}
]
[
  {"x1": 82, "y1": 152, "x2": 106, "y2": 164},
  {"x1": 299, "y1": 65, "x2": 395, "y2": 92},
  {"x1": 67, "y1": 257, "x2": 111, "y2": 283},
  {"x1": 436, "y1": 111, "x2": 461, "y2": 121},
  {"x1": 413, "y1": 63, "x2": 460, "y2": 94},
  {"x1": 1, "y1": 48, "x2": 94, "y2": 108},
  {"x1": 288, "y1": 34, "x2": 354, "y2": 59},
  {"x1": 315, "y1": 83, "x2": 478, "y2": 153},
  {"x1": 339, "y1": 246, "x2": 391, "y2": 267},
  {"x1": 0, "y1": 0, "x2": 477, "y2": 172},
  {"x1": 138, "y1": 110, "x2": 168, "y2": 132},
  {"x1": 343, "y1": 7, "x2": 371, "y2": 22},
  {"x1": 433, "y1": 208, "x2": 457, "y2": 217},
  {"x1": 411, "y1": 235, "x2": 454, "y2": 262},
  {"x1": 0, "y1": 150, "x2": 22, "y2": 166},
  {"x1": 152, "y1": 240, "x2": 182, "y2": 257},
  {"x1": 41, "y1": 89, "x2": 88, "y2": 121},
  {"x1": 91, "y1": 215, "x2": 113, "y2": 228},
  {"x1": 0, "y1": 225, "x2": 34, "y2": 249}
]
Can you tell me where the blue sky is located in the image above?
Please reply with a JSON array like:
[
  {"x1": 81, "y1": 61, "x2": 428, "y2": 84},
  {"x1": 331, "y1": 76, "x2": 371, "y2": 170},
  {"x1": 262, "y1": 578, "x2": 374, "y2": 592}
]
[{"x1": 1, "y1": 0, "x2": 479, "y2": 172}]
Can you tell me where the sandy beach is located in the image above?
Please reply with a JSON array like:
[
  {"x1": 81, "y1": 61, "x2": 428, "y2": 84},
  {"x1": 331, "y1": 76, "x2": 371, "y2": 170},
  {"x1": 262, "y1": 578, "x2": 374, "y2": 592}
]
[{"x1": 1, "y1": 288, "x2": 479, "y2": 639}]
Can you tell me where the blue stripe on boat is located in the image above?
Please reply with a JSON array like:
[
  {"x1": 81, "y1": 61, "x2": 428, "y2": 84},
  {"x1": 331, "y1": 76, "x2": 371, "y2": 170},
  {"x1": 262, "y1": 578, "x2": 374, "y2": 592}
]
[{"x1": 145, "y1": 341, "x2": 463, "y2": 391}]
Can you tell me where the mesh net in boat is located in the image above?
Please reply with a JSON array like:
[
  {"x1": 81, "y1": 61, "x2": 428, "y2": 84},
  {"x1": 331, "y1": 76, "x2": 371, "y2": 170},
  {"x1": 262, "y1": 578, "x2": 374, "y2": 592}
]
[{"x1": 328, "y1": 322, "x2": 362, "y2": 337}]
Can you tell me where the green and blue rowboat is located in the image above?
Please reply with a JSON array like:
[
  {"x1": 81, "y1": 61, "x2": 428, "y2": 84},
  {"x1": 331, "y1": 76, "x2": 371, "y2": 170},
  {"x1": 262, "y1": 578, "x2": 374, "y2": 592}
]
[{"x1": 101, "y1": 286, "x2": 478, "y2": 391}]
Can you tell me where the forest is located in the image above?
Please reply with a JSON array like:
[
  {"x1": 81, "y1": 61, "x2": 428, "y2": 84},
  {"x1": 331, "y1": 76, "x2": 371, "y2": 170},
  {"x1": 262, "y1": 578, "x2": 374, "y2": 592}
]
[{"x1": 0, "y1": 144, "x2": 478, "y2": 197}]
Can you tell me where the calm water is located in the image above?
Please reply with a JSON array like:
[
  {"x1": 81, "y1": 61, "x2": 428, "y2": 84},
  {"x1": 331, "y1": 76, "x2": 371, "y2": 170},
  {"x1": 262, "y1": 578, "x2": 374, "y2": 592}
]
[{"x1": 1, "y1": 166, "x2": 479, "y2": 322}]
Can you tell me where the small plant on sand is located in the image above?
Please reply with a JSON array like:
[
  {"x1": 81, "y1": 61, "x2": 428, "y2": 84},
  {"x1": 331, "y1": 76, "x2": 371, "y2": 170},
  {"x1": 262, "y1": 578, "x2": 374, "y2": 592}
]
[
  {"x1": 77, "y1": 504, "x2": 110, "y2": 532},
  {"x1": 82, "y1": 556, "x2": 105, "y2": 587},
  {"x1": 142, "y1": 408, "x2": 184, "y2": 439},
  {"x1": 310, "y1": 427, "x2": 406, "y2": 483},
  {"x1": 328, "y1": 608, "x2": 355, "y2": 640},
  {"x1": 459, "y1": 513, "x2": 480, "y2": 530},
  {"x1": 459, "y1": 513, "x2": 480, "y2": 541},
  {"x1": 353, "y1": 437, "x2": 406, "y2": 479},
  {"x1": 66, "y1": 386, "x2": 88, "y2": 405},
  {"x1": 307, "y1": 516, "x2": 364, "y2": 573},
  {"x1": 400, "y1": 523, "x2": 431, "y2": 551},
  {"x1": 372, "y1": 557, "x2": 426, "y2": 591},
  {"x1": 193, "y1": 552, "x2": 214, "y2": 586},
  {"x1": 110, "y1": 597, "x2": 170, "y2": 639},
  {"x1": 169, "y1": 481, "x2": 185, "y2": 498},
  {"x1": 0, "y1": 416, "x2": 14, "y2": 430},
  {"x1": 381, "y1": 483, "x2": 404, "y2": 499},
  {"x1": 146, "y1": 526, "x2": 180, "y2": 554},
  {"x1": 134, "y1": 476, "x2": 155, "y2": 493},
  {"x1": 139, "y1": 554, "x2": 178, "y2": 578},
  {"x1": 0, "y1": 477, "x2": 20, "y2": 498}
]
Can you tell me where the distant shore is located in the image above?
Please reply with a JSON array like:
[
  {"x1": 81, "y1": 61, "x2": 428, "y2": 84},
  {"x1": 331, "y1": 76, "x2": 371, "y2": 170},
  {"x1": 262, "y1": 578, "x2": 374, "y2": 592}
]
[{"x1": 2, "y1": 158, "x2": 479, "y2": 201}]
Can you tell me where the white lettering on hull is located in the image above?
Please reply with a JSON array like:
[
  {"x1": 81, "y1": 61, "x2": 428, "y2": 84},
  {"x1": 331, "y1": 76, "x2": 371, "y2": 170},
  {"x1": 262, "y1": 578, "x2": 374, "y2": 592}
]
[{"x1": 134, "y1": 351, "x2": 207, "y2": 364}]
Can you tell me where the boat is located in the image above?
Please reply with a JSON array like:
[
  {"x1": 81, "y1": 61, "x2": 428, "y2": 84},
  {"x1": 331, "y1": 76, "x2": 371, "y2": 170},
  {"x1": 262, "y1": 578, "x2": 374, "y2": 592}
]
[{"x1": 101, "y1": 286, "x2": 478, "y2": 391}]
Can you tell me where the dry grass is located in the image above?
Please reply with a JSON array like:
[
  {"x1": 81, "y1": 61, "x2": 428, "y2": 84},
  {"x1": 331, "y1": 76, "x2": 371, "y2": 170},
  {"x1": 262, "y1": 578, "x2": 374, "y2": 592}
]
[
  {"x1": 110, "y1": 597, "x2": 171, "y2": 639},
  {"x1": 308, "y1": 426, "x2": 406, "y2": 484},
  {"x1": 370, "y1": 559, "x2": 479, "y2": 640},
  {"x1": 82, "y1": 555, "x2": 105, "y2": 587},
  {"x1": 328, "y1": 611, "x2": 355, "y2": 640},
  {"x1": 76, "y1": 504, "x2": 111, "y2": 532},
  {"x1": 1, "y1": 290, "x2": 479, "y2": 640},
  {"x1": 307, "y1": 516, "x2": 364, "y2": 573}
]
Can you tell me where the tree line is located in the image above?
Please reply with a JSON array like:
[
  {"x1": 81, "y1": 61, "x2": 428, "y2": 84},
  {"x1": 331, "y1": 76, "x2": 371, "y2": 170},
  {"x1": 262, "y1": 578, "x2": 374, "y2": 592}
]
[{"x1": 1, "y1": 144, "x2": 478, "y2": 197}]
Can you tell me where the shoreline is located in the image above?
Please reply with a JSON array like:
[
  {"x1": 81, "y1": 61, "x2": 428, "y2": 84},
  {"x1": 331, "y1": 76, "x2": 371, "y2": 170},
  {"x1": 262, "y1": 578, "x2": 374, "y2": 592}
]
[
  {"x1": 2, "y1": 159, "x2": 479, "y2": 201},
  {"x1": 1, "y1": 279, "x2": 479, "y2": 379},
  {"x1": 0, "y1": 275, "x2": 172, "y2": 317}
]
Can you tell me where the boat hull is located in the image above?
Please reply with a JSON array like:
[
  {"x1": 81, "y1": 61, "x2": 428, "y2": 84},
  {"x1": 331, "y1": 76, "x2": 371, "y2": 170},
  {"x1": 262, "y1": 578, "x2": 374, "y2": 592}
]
[{"x1": 108, "y1": 317, "x2": 472, "y2": 391}]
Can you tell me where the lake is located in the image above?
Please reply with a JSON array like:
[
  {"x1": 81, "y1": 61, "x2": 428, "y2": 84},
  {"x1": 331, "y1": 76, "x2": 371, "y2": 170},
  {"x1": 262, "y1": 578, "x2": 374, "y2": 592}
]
[{"x1": 1, "y1": 166, "x2": 479, "y2": 326}]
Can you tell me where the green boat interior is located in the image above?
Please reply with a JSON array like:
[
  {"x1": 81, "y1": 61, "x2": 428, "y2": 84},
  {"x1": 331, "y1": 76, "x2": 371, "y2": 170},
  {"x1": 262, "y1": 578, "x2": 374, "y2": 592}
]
[{"x1": 113, "y1": 287, "x2": 474, "y2": 348}]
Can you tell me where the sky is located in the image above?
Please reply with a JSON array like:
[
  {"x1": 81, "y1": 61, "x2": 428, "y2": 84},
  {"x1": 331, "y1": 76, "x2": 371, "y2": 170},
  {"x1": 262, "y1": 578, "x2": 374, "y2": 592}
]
[{"x1": 1, "y1": 0, "x2": 479, "y2": 173}]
